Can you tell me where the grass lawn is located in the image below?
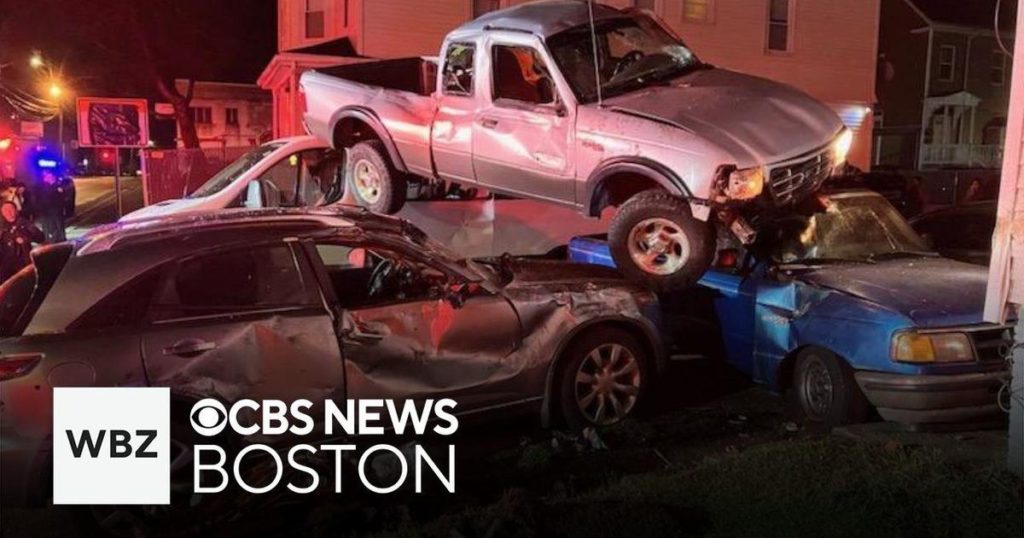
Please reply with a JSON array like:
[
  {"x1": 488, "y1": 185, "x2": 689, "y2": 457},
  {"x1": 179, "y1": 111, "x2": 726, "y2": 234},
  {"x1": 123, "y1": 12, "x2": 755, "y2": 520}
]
[{"x1": 377, "y1": 436, "x2": 1022, "y2": 538}]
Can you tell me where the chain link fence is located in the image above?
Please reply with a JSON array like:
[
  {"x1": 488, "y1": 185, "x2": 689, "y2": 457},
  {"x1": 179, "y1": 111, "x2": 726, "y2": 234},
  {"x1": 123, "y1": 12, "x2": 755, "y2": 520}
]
[{"x1": 140, "y1": 147, "x2": 250, "y2": 205}]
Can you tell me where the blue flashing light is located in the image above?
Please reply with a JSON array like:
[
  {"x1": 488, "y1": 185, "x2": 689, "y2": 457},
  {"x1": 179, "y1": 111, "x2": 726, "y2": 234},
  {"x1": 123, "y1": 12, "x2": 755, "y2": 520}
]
[{"x1": 37, "y1": 159, "x2": 59, "y2": 169}]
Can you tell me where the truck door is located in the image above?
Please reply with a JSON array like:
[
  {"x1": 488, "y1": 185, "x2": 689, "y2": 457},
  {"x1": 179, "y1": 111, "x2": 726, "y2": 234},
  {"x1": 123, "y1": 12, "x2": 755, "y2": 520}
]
[
  {"x1": 431, "y1": 41, "x2": 479, "y2": 185},
  {"x1": 473, "y1": 40, "x2": 575, "y2": 203}
]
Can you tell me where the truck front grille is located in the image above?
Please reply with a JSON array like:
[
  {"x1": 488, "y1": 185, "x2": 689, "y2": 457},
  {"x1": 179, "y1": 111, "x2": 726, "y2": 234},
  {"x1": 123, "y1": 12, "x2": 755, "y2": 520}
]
[{"x1": 767, "y1": 147, "x2": 835, "y2": 205}]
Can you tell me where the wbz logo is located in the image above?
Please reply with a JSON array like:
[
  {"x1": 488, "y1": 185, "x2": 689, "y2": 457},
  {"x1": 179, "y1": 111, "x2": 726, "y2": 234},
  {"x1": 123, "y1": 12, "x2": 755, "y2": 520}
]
[{"x1": 53, "y1": 388, "x2": 170, "y2": 505}]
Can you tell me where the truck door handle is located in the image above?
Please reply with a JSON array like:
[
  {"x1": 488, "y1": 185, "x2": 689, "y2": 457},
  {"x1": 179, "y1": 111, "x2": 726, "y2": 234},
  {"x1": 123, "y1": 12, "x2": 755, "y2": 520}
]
[
  {"x1": 163, "y1": 339, "x2": 218, "y2": 357},
  {"x1": 479, "y1": 118, "x2": 499, "y2": 129}
]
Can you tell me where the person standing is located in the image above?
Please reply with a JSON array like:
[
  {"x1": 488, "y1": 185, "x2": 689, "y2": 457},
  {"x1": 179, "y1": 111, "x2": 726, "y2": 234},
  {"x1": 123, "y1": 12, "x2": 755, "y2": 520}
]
[
  {"x1": 0, "y1": 196, "x2": 45, "y2": 283},
  {"x1": 32, "y1": 169, "x2": 68, "y2": 243}
]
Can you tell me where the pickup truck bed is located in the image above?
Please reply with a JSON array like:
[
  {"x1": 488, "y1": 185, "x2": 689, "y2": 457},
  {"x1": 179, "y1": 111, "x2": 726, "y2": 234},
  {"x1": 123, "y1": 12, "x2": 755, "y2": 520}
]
[
  {"x1": 303, "y1": 58, "x2": 438, "y2": 179},
  {"x1": 315, "y1": 58, "x2": 437, "y2": 97}
]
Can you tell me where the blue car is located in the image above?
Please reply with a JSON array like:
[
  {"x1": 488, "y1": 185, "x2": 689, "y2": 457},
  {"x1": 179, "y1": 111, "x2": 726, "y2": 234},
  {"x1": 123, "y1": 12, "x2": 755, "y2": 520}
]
[{"x1": 569, "y1": 190, "x2": 1013, "y2": 428}]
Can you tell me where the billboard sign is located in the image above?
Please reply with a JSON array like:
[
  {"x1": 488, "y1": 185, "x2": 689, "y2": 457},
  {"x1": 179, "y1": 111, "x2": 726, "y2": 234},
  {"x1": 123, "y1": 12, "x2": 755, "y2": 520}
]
[{"x1": 76, "y1": 97, "x2": 150, "y2": 148}]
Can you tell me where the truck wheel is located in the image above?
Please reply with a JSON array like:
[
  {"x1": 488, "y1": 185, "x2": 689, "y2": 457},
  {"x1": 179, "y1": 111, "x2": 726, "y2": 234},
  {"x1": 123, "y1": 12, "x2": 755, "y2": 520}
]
[
  {"x1": 559, "y1": 327, "x2": 650, "y2": 430},
  {"x1": 608, "y1": 190, "x2": 714, "y2": 292},
  {"x1": 791, "y1": 348, "x2": 870, "y2": 429},
  {"x1": 348, "y1": 140, "x2": 406, "y2": 214}
]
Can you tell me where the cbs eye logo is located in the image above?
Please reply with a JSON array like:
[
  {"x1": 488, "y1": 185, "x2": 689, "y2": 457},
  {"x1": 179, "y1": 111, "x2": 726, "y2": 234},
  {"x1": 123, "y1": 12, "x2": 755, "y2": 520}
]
[{"x1": 190, "y1": 399, "x2": 228, "y2": 437}]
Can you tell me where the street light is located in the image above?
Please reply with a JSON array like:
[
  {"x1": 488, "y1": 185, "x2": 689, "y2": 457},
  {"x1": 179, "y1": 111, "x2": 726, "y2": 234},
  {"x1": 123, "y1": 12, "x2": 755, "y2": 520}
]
[
  {"x1": 29, "y1": 52, "x2": 44, "y2": 69},
  {"x1": 44, "y1": 77, "x2": 68, "y2": 159}
]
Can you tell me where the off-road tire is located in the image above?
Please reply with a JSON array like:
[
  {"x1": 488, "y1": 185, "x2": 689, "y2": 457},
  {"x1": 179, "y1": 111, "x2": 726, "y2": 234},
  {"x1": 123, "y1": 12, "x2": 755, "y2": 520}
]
[
  {"x1": 790, "y1": 348, "x2": 870, "y2": 429},
  {"x1": 348, "y1": 140, "x2": 407, "y2": 214},
  {"x1": 559, "y1": 327, "x2": 650, "y2": 430},
  {"x1": 608, "y1": 190, "x2": 715, "y2": 292}
]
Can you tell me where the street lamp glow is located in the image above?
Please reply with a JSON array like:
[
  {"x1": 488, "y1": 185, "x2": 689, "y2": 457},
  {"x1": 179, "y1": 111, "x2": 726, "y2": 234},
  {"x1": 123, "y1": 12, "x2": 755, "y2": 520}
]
[
  {"x1": 48, "y1": 83, "x2": 63, "y2": 99},
  {"x1": 29, "y1": 53, "x2": 44, "y2": 69}
]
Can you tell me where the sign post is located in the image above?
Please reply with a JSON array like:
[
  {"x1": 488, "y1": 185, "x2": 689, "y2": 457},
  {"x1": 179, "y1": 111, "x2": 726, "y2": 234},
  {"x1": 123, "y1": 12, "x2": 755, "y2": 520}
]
[{"x1": 75, "y1": 97, "x2": 149, "y2": 217}]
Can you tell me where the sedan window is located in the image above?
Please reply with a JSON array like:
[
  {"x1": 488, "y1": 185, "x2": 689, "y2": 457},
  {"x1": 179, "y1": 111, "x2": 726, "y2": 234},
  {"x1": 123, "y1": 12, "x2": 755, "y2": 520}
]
[{"x1": 149, "y1": 245, "x2": 318, "y2": 322}]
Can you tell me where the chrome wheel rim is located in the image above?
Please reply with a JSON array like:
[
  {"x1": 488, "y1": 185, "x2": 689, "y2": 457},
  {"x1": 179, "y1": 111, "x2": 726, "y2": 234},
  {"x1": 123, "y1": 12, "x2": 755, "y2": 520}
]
[
  {"x1": 801, "y1": 357, "x2": 833, "y2": 420},
  {"x1": 574, "y1": 343, "x2": 641, "y2": 425},
  {"x1": 627, "y1": 217, "x2": 690, "y2": 275},
  {"x1": 353, "y1": 159, "x2": 382, "y2": 204}
]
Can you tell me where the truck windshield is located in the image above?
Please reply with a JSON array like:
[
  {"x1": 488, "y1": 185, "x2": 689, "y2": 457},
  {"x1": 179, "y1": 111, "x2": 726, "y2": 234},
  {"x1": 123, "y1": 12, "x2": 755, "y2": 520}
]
[
  {"x1": 189, "y1": 142, "x2": 285, "y2": 198},
  {"x1": 547, "y1": 16, "x2": 700, "y2": 103},
  {"x1": 770, "y1": 194, "x2": 933, "y2": 266}
]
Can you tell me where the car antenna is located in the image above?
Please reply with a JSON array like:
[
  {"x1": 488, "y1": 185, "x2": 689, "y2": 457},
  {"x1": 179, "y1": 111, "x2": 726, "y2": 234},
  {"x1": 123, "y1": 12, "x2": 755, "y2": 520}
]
[{"x1": 587, "y1": 0, "x2": 603, "y2": 108}]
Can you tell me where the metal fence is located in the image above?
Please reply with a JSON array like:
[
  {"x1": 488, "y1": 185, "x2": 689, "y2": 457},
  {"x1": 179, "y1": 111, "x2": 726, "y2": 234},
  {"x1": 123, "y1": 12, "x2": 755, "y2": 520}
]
[{"x1": 140, "y1": 147, "x2": 250, "y2": 205}]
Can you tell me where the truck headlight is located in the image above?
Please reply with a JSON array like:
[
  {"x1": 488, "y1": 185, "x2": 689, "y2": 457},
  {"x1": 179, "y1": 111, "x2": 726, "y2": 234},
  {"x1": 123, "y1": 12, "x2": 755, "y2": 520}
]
[
  {"x1": 891, "y1": 331, "x2": 974, "y2": 363},
  {"x1": 724, "y1": 166, "x2": 764, "y2": 201},
  {"x1": 833, "y1": 129, "x2": 853, "y2": 164}
]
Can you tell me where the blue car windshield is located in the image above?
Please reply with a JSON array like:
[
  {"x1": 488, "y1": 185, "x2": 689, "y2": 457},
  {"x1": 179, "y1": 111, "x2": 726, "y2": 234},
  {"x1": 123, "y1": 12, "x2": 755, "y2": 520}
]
[
  {"x1": 774, "y1": 193, "x2": 931, "y2": 264},
  {"x1": 189, "y1": 142, "x2": 285, "y2": 198}
]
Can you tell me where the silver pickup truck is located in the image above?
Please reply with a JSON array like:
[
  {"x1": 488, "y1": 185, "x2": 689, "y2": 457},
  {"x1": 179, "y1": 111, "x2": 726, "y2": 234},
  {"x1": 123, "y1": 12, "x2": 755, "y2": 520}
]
[{"x1": 301, "y1": 1, "x2": 850, "y2": 291}]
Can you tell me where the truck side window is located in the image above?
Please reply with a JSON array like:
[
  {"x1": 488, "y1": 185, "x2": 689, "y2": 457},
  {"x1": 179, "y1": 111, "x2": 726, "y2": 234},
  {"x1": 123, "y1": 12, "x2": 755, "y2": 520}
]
[
  {"x1": 492, "y1": 45, "x2": 555, "y2": 105},
  {"x1": 442, "y1": 43, "x2": 475, "y2": 96}
]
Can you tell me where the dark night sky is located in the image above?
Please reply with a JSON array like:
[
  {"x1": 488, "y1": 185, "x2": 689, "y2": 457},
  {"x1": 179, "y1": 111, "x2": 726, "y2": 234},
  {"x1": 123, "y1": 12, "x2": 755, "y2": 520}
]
[{"x1": 0, "y1": 0, "x2": 277, "y2": 101}]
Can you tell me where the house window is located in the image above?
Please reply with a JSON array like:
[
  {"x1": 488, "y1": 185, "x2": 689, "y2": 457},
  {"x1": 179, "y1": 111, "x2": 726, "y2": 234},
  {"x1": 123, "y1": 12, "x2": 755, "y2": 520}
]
[
  {"x1": 683, "y1": 0, "x2": 713, "y2": 22},
  {"x1": 189, "y1": 107, "x2": 212, "y2": 125},
  {"x1": 306, "y1": 0, "x2": 325, "y2": 39},
  {"x1": 991, "y1": 49, "x2": 1006, "y2": 85},
  {"x1": 226, "y1": 108, "x2": 239, "y2": 126},
  {"x1": 767, "y1": 0, "x2": 793, "y2": 53},
  {"x1": 473, "y1": 0, "x2": 500, "y2": 18},
  {"x1": 938, "y1": 45, "x2": 957, "y2": 82}
]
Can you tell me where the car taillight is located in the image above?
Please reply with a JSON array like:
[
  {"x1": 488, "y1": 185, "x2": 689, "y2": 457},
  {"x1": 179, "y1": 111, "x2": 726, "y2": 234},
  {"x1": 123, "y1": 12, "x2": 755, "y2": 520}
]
[{"x1": 0, "y1": 354, "x2": 42, "y2": 381}]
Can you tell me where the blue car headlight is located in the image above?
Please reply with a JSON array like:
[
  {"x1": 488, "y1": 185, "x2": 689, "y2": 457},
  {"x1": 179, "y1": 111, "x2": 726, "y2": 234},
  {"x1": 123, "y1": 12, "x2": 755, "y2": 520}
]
[{"x1": 891, "y1": 331, "x2": 974, "y2": 363}]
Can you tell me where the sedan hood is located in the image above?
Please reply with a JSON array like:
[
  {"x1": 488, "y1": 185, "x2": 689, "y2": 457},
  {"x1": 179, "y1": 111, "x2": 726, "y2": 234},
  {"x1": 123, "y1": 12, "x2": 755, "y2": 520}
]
[
  {"x1": 798, "y1": 258, "x2": 989, "y2": 327},
  {"x1": 604, "y1": 68, "x2": 844, "y2": 167}
]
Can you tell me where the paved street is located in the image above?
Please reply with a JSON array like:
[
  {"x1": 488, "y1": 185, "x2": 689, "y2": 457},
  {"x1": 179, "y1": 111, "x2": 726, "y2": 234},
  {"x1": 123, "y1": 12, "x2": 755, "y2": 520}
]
[{"x1": 66, "y1": 176, "x2": 145, "y2": 238}]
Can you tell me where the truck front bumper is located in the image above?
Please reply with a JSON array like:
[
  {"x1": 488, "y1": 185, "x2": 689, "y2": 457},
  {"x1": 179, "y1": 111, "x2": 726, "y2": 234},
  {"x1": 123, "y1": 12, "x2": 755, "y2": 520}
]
[{"x1": 855, "y1": 369, "x2": 1008, "y2": 426}]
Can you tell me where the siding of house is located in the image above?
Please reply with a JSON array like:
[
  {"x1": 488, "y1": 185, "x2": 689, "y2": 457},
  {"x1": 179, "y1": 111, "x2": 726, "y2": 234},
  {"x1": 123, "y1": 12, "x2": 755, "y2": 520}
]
[
  {"x1": 174, "y1": 81, "x2": 272, "y2": 148},
  {"x1": 360, "y1": 0, "x2": 470, "y2": 58},
  {"x1": 657, "y1": 0, "x2": 879, "y2": 169},
  {"x1": 929, "y1": 31, "x2": 1012, "y2": 145},
  {"x1": 279, "y1": 0, "x2": 354, "y2": 52}
]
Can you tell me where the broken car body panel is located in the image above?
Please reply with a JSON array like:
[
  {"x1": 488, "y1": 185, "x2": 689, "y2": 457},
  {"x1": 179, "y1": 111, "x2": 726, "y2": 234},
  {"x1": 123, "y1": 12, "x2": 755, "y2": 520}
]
[
  {"x1": 568, "y1": 191, "x2": 1012, "y2": 425},
  {"x1": 0, "y1": 207, "x2": 661, "y2": 505}
]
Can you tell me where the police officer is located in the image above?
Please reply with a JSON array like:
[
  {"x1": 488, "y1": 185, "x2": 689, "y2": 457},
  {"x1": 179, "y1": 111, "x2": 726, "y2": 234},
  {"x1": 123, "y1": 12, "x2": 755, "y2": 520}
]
[
  {"x1": 0, "y1": 187, "x2": 45, "y2": 283},
  {"x1": 32, "y1": 169, "x2": 68, "y2": 243}
]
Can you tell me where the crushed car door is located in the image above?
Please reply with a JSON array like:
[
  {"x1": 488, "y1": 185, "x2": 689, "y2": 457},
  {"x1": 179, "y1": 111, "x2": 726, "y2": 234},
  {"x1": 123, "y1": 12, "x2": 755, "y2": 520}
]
[
  {"x1": 699, "y1": 267, "x2": 758, "y2": 376},
  {"x1": 139, "y1": 242, "x2": 345, "y2": 406},
  {"x1": 473, "y1": 40, "x2": 575, "y2": 203},
  {"x1": 306, "y1": 241, "x2": 522, "y2": 413}
]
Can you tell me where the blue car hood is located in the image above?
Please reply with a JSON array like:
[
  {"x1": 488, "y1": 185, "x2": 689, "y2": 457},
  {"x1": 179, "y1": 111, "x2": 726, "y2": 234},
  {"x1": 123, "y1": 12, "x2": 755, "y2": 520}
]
[{"x1": 797, "y1": 258, "x2": 988, "y2": 328}]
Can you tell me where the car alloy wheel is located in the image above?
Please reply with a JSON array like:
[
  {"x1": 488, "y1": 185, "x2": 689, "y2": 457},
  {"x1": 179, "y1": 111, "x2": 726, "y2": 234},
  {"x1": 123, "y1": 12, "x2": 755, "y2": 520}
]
[
  {"x1": 353, "y1": 159, "x2": 383, "y2": 204},
  {"x1": 626, "y1": 217, "x2": 691, "y2": 276},
  {"x1": 574, "y1": 342, "x2": 642, "y2": 426}
]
